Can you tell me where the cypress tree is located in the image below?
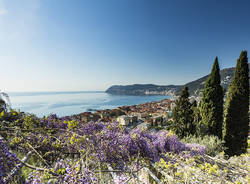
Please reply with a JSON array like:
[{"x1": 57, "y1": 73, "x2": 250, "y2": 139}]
[
  {"x1": 200, "y1": 57, "x2": 224, "y2": 139},
  {"x1": 172, "y1": 87, "x2": 195, "y2": 138},
  {"x1": 224, "y1": 51, "x2": 249, "y2": 156},
  {"x1": 191, "y1": 100, "x2": 201, "y2": 124}
]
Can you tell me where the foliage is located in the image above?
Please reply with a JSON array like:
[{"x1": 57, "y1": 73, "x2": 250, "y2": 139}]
[
  {"x1": 0, "y1": 110, "x2": 206, "y2": 183},
  {"x1": 200, "y1": 57, "x2": 224, "y2": 139},
  {"x1": 0, "y1": 138, "x2": 22, "y2": 183},
  {"x1": 0, "y1": 91, "x2": 10, "y2": 113},
  {"x1": 154, "y1": 152, "x2": 249, "y2": 183},
  {"x1": 223, "y1": 51, "x2": 249, "y2": 156},
  {"x1": 195, "y1": 120, "x2": 209, "y2": 137},
  {"x1": 191, "y1": 100, "x2": 204, "y2": 137},
  {"x1": 172, "y1": 87, "x2": 195, "y2": 138},
  {"x1": 181, "y1": 135, "x2": 223, "y2": 156},
  {"x1": 191, "y1": 100, "x2": 201, "y2": 123}
]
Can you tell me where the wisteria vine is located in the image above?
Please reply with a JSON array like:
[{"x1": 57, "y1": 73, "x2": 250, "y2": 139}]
[{"x1": 0, "y1": 112, "x2": 206, "y2": 183}]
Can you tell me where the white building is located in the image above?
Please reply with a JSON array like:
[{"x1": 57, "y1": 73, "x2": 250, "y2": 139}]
[{"x1": 117, "y1": 115, "x2": 130, "y2": 126}]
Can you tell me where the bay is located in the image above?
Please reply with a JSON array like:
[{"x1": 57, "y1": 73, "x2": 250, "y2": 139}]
[{"x1": 7, "y1": 91, "x2": 170, "y2": 117}]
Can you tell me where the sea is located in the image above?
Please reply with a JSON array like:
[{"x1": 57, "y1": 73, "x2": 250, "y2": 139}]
[{"x1": 7, "y1": 91, "x2": 170, "y2": 117}]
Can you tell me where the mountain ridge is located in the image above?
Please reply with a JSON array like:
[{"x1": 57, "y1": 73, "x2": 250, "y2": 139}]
[{"x1": 106, "y1": 64, "x2": 249, "y2": 96}]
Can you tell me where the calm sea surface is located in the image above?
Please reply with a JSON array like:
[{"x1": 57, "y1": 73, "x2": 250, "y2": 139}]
[{"x1": 8, "y1": 91, "x2": 170, "y2": 117}]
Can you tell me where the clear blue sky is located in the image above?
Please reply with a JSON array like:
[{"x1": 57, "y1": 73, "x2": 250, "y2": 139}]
[{"x1": 0, "y1": 0, "x2": 249, "y2": 92}]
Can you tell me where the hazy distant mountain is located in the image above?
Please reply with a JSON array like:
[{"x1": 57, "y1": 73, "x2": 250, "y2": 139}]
[{"x1": 106, "y1": 64, "x2": 249, "y2": 96}]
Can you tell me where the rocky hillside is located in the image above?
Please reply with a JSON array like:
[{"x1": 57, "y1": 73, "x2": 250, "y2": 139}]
[{"x1": 106, "y1": 64, "x2": 249, "y2": 96}]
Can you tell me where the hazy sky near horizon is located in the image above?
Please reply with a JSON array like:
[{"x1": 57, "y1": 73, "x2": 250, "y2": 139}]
[{"x1": 0, "y1": 0, "x2": 250, "y2": 92}]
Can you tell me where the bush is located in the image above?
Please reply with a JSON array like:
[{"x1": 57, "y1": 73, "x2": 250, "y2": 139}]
[
  {"x1": 195, "y1": 121, "x2": 209, "y2": 137},
  {"x1": 181, "y1": 135, "x2": 223, "y2": 156}
]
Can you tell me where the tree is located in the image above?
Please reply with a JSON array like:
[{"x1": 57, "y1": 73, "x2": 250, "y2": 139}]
[
  {"x1": 191, "y1": 100, "x2": 201, "y2": 124},
  {"x1": 191, "y1": 100, "x2": 207, "y2": 136},
  {"x1": 224, "y1": 51, "x2": 249, "y2": 156},
  {"x1": 172, "y1": 87, "x2": 195, "y2": 138},
  {"x1": 0, "y1": 91, "x2": 10, "y2": 112},
  {"x1": 200, "y1": 57, "x2": 224, "y2": 139}
]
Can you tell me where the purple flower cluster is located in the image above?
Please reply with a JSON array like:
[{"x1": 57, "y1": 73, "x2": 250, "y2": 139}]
[
  {"x1": 23, "y1": 119, "x2": 207, "y2": 183},
  {"x1": 26, "y1": 159, "x2": 98, "y2": 184},
  {"x1": 39, "y1": 114, "x2": 73, "y2": 129},
  {"x1": 77, "y1": 122, "x2": 206, "y2": 165},
  {"x1": 0, "y1": 138, "x2": 20, "y2": 184},
  {"x1": 2, "y1": 112, "x2": 206, "y2": 183},
  {"x1": 185, "y1": 143, "x2": 206, "y2": 156}
]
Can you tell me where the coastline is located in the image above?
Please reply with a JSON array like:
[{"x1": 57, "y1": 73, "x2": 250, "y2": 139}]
[{"x1": 8, "y1": 91, "x2": 170, "y2": 117}]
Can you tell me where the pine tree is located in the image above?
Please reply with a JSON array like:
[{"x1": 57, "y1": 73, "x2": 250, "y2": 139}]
[
  {"x1": 224, "y1": 51, "x2": 249, "y2": 156},
  {"x1": 172, "y1": 87, "x2": 195, "y2": 138},
  {"x1": 200, "y1": 57, "x2": 224, "y2": 139}
]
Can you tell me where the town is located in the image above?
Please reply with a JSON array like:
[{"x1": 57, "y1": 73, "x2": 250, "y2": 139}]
[
  {"x1": 76, "y1": 94, "x2": 203, "y2": 131},
  {"x1": 75, "y1": 96, "x2": 197, "y2": 130},
  {"x1": 76, "y1": 98, "x2": 174, "y2": 127}
]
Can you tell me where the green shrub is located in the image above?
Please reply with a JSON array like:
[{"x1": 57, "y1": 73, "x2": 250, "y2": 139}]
[
  {"x1": 248, "y1": 137, "x2": 250, "y2": 149},
  {"x1": 195, "y1": 121, "x2": 209, "y2": 137},
  {"x1": 181, "y1": 135, "x2": 223, "y2": 156}
]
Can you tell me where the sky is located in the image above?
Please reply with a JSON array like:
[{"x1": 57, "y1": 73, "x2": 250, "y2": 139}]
[{"x1": 0, "y1": 0, "x2": 249, "y2": 92}]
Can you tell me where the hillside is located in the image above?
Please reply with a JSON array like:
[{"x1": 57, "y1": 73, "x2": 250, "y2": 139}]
[
  {"x1": 106, "y1": 64, "x2": 249, "y2": 96},
  {"x1": 106, "y1": 84, "x2": 181, "y2": 96}
]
